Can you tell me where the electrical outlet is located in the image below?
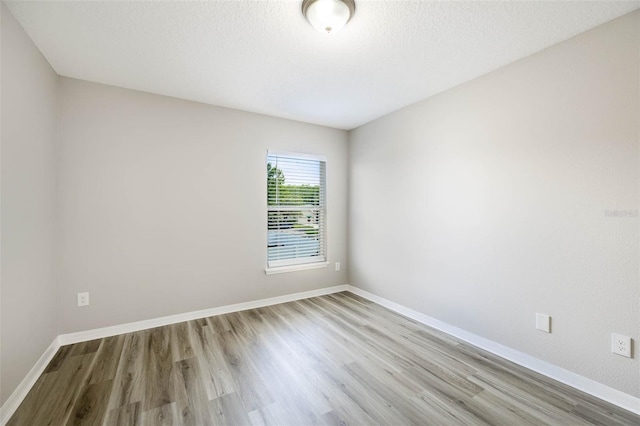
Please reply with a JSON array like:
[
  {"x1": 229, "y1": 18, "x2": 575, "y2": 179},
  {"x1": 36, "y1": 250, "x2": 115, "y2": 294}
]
[
  {"x1": 77, "y1": 292, "x2": 89, "y2": 307},
  {"x1": 335, "y1": 262, "x2": 341, "y2": 272},
  {"x1": 611, "y1": 333, "x2": 631, "y2": 358}
]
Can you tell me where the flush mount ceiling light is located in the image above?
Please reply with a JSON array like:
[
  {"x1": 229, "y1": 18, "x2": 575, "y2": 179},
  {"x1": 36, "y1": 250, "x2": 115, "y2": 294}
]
[{"x1": 302, "y1": 0, "x2": 355, "y2": 34}]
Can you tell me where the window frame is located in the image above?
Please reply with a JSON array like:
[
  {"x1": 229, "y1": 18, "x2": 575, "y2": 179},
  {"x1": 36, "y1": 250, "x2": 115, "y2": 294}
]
[{"x1": 265, "y1": 150, "x2": 328, "y2": 274}]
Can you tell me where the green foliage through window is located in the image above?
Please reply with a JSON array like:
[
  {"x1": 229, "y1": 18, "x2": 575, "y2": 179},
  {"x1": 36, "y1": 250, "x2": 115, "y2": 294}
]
[{"x1": 267, "y1": 162, "x2": 320, "y2": 207}]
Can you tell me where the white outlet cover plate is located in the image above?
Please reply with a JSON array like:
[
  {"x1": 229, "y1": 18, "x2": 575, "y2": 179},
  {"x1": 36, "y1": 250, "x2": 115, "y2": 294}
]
[
  {"x1": 77, "y1": 292, "x2": 89, "y2": 307},
  {"x1": 536, "y1": 313, "x2": 550, "y2": 333},
  {"x1": 611, "y1": 333, "x2": 631, "y2": 358}
]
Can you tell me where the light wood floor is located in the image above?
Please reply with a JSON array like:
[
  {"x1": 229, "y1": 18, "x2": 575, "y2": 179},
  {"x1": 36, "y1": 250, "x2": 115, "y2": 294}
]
[{"x1": 8, "y1": 292, "x2": 640, "y2": 425}]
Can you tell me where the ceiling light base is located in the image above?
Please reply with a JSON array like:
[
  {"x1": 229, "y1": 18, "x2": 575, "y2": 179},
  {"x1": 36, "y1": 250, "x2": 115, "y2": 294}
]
[{"x1": 302, "y1": 0, "x2": 356, "y2": 34}]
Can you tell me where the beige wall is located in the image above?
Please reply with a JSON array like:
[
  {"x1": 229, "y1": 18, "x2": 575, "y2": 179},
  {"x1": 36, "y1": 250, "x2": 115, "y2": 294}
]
[
  {"x1": 57, "y1": 77, "x2": 349, "y2": 334},
  {"x1": 1, "y1": 3, "x2": 58, "y2": 404},
  {"x1": 349, "y1": 11, "x2": 640, "y2": 397}
]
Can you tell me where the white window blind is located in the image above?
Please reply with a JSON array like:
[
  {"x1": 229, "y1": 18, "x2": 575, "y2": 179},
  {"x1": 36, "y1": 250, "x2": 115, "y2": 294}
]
[{"x1": 267, "y1": 151, "x2": 326, "y2": 268}]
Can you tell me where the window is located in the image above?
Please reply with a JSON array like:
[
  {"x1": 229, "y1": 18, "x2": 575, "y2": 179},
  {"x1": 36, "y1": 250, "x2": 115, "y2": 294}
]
[{"x1": 266, "y1": 151, "x2": 326, "y2": 271}]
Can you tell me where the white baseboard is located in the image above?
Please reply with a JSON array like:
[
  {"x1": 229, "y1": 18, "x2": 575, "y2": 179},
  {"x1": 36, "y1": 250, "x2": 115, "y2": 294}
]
[
  {"x1": 0, "y1": 337, "x2": 61, "y2": 425},
  {"x1": 58, "y1": 284, "x2": 349, "y2": 345},
  {"x1": 346, "y1": 285, "x2": 640, "y2": 416}
]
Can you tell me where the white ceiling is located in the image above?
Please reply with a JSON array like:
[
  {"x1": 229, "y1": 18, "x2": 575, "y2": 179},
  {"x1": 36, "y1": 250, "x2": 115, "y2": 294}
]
[{"x1": 6, "y1": 0, "x2": 640, "y2": 130}]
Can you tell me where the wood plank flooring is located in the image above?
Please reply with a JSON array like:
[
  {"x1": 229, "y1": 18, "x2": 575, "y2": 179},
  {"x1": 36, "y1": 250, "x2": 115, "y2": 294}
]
[{"x1": 8, "y1": 292, "x2": 640, "y2": 425}]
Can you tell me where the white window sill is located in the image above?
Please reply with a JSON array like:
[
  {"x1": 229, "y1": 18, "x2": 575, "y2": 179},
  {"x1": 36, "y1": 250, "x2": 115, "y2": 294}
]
[{"x1": 265, "y1": 262, "x2": 329, "y2": 275}]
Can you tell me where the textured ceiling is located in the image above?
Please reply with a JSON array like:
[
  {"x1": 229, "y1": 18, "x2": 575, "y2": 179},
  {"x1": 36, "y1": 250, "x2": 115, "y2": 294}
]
[{"x1": 6, "y1": 0, "x2": 640, "y2": 130}]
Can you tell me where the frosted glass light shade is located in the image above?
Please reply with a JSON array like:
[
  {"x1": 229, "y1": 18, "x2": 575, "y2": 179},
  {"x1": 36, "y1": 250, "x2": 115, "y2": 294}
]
[{"x1": 302, "y1": 0, "x2": 355, "y2": 34}]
